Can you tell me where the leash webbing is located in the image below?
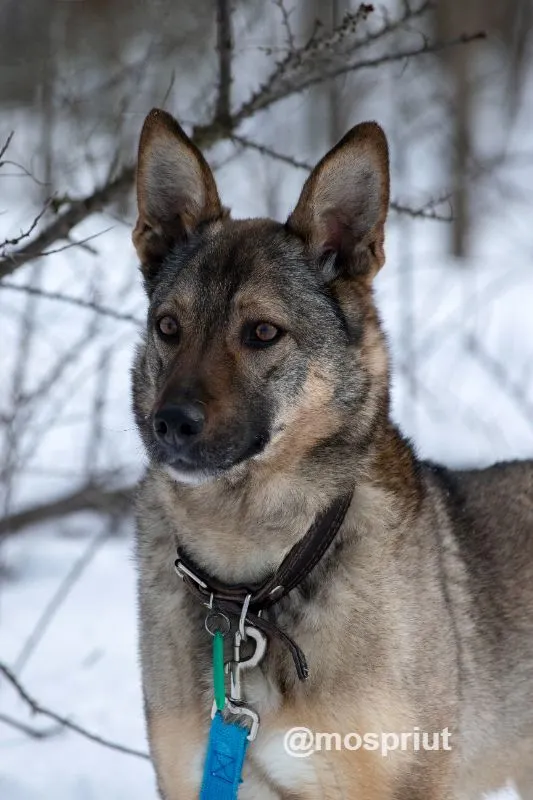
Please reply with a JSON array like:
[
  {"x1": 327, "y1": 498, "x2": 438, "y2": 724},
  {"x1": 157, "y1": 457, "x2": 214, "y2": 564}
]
[{"x1": 200, "y1": 713, "x2": 249, "y2": 800}]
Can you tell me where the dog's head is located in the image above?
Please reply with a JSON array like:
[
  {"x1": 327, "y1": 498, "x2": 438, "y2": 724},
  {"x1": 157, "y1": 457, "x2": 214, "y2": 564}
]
[{"x1": 132, "y1": 109, "x2": 390, "y2": 485}]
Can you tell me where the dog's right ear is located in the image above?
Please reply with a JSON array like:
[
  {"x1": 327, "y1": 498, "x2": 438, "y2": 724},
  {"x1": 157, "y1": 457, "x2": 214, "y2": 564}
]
[{"x1": 133, "y1": 108, "x2": 223, "y2": 285}]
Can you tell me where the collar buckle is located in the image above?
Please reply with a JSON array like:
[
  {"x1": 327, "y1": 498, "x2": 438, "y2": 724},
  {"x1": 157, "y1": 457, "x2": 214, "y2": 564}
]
[{"x1": 174, "y1": 558, "x2": 208, "y2": 589}]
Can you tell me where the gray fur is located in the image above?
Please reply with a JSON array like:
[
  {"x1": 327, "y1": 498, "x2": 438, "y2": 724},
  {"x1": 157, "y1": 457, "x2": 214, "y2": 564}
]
[{"x1": 132, "y1": 111, "x2": 533, "y2": 799}]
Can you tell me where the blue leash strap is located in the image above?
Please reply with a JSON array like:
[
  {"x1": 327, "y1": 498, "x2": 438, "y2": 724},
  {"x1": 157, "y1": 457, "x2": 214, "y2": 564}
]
[{"x1": 200, "y1": 712, "x2": 249, "y2": 799}]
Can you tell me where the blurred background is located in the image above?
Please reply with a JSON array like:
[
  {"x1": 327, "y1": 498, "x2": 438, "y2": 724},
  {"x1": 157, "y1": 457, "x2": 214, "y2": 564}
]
[{"x1": 1, "y1": 1, "x2": 532, "y2": 797}]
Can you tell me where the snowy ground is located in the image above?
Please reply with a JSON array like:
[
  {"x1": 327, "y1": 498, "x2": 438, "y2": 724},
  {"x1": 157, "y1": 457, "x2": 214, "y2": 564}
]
[{"x1": 1, "y1": 522, "x2": 153, "y2": 799}]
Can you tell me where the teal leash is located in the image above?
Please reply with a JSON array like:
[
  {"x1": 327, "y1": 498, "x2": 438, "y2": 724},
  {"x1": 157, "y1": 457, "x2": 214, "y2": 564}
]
[{"x1": 201, "y1": 608, "x2": 266, "y2": 799}]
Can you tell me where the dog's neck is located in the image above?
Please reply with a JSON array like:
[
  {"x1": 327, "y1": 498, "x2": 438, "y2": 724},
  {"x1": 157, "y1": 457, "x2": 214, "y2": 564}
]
[{"x1": 152, "y1": 415, "x2": 422, "y2": 586}]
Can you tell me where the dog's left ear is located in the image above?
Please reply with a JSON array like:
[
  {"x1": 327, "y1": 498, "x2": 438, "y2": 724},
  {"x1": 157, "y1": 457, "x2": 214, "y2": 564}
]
[
  {"x1": 286, "y1": 122, "x2": 389, "y2": 280},
  {"x1": 133, "y1": 108, "x2": 223, "y2": 285}
]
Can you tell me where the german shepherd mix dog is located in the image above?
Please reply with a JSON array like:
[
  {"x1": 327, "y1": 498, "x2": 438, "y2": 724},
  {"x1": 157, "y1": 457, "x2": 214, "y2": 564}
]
[{"x1": 132, "y1": 108, "x2": 533, "y2": 800}]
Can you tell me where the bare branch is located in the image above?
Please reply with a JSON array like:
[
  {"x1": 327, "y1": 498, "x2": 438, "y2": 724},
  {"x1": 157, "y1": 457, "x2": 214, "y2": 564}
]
[
  {"x1": 84, "y1": 348, "x2": 113, "y2": 478},
  {"x1": 467, "y1": 335, "x2": 533, "y2": 424},
  {"x1": 274, "y1": 0, "x2": 296, "y2": 51},
  {"x1": 39, "y1": 226, "x2": 114, "y2": 257},
  {"x1": 247, "y1": 30, "x2": 486, "y2": 115},
  {"x1": 0, "y1": 662, "x2": 149, "y2": 759},
  {"x1": 415, "y1": 270, "x2": 530, "y2": 364},
  {"x1": 390, "y1": 198, "x2": 454, "y2": 222},
  {"x1": 234, "y1": 3, "x2": 376, "y2": 122},
  {"x1": 0, "y1": 481, "x2": 134, "y2": 537},
  {"x1": 0, "y1": 282, "x2": 143, "y2": 325},
  {"x1": 0, "y1": 711, "x2": 60, "y2": 740},
  {"x1": 0, "y1": 165, "x2": 134, "y2": 279},
  {"x1": 0, "y1": 131, "x2": 14, "y2": 162},
  {"x1": 0, "y1": 201, "x2": 53, "y2": 252},
  {"x1": 231, "y1": 134, "x2": 312, "y2": 170},
  {"x1": 0, "y1": 160, "x2": 49, "y2": 187},
  {"x1": 15, "y1": 523, "x2": 119, "y2": 674},
  {"x1": 0, "y1": 3, "x2": 482, "y2": 278},
  {"x1": 314, "y1": 31, "x2": 486, "y2": 89},
  {"x1": 233, "y1": 135, "x2": 454, "y2": 221},
  {"x1": 215, "y1": 0, "x2": 233, "y2": 126}
]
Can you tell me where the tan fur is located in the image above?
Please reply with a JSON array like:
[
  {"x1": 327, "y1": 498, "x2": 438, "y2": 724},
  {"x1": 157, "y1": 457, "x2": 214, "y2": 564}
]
[
  {"x1": 149, "y1": 711, "x2": 206, "y2": 800},
  {"x1": 264, "y1": 363, "x2": 341, "y2": 474}
]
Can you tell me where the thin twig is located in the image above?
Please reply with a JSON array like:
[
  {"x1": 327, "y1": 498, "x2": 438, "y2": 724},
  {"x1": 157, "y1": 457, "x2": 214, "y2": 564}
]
[
  {"x1": 390, "y1": 198, "x2": 454, "y2": 222},
  {"x1": 161, "y1": 68, "x2": 177, "y2": 109},
  {"x1": 215, "y1": 0, "x2": 233, "y2": 126},
  {"x1": 16, "y1": 313, "x2": 100, "y2": 416},
  {"x1": 233, "y1": 134, "x2": 454, "y2": 221},
  {"x1": 0, "y1": 160, "x2": 49, "y2": 187},
  {"x1": 1, "y1": 259, "x2": 44, "y2": 520},
  {"x1": 15, "y1": 522, "x2": 120, "y2": 674},
  {"x1": 0, "y1": 662, "x2": 149, "y2": 759},
  {"x1": 84, "y1": 348, "x2": 113, "y2": 477},
  {"x1": 0, "y1": 201, "x2": 53, "y2": 252},
  {"x1": 0, "y1": 282, "x2": 143, "y2": 325},
  {"x1": 231, "y1": 134, "x2": 312, "y2": 170},
  {"x1": 0, "y1": 166, "x2": 134, "y2": 279},
  {"x1": 0, "y1": 482, "x2": 134, "y2": 537},
  {"x1": 39, "y1": 226, "x2": 114, "y2": 257},
  {"x1": 0, "y1": 131, "x2": 14, "y2": 162},
  {"x1": 467, "y1": 334, "x2": 533, "y2": 424},
  {"x1": 280, "y1": 31, "x2": 487, "y2": 101},
  {"x1": 234, "y1": 3, "x2": 377, "y2": 122},
  {"x1": 274, "y1": 0, "x2": 296, "y2": 50},
  {"x1": 0, "y1": 711, "x2": 61, "y2": 740}
]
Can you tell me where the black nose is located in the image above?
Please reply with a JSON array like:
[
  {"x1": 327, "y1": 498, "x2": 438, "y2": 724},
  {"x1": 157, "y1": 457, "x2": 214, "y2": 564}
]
[{"x1": 153, "y1": 403, "x2": 205, "y2": 449}]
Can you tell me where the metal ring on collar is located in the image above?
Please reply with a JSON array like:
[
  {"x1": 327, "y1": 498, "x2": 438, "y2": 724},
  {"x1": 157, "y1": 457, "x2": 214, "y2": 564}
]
[{"x1": 205, "y1": 610, "x2": 231, "y2": 637}]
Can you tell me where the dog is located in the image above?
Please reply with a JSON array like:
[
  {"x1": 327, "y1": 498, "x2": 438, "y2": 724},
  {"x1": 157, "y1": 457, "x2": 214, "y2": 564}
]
[{"x1": 131, "y1": 107, "x2": 533, "y2": 799}]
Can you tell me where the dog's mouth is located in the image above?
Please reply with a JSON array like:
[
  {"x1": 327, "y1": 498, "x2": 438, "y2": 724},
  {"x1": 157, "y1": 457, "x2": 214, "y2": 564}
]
[{"x1": 160, "y1": 431, "x2": 271, "y2": 485}]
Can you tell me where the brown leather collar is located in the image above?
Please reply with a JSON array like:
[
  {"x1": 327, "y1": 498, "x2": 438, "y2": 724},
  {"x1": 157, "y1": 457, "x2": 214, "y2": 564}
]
[{"x1": 175, "y1": 490, "x2": 353, "y2": 681}]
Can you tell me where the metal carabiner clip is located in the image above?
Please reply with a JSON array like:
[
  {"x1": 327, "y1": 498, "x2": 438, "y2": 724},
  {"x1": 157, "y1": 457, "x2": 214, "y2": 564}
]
[
  {"x1": 229, "y1": 625, "x2": 267, "y2": 702},
  {"x1": 210, "y1": 624, "x2": 267, "y2": 741}
]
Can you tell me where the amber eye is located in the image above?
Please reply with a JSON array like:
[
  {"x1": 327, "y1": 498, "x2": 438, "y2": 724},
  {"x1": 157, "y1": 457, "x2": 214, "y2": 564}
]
[
  {"x1": 157, "y1": 315, "x2": 180, "y2": 339},
  {"x1": 255, "y1": 323, "x2": 278, "y2": 341},
  {"x1": 244, "y1": 321, "x2": 283, "y2": 349}
]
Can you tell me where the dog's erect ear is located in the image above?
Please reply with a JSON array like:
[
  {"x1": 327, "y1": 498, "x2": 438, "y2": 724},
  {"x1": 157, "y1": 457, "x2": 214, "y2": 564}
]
[
  {"x1": 133, "y1": 108, "x2": 223, "y2": 283},
  {"x1": 286, "y1": 122, "x2": 389, "y2": 280}
]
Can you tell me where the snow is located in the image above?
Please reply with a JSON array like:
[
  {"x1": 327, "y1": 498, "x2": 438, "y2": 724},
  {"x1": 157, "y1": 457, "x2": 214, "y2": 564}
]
[{"x1": 1, "y1": 523, "x2": 154, "y2": 799}]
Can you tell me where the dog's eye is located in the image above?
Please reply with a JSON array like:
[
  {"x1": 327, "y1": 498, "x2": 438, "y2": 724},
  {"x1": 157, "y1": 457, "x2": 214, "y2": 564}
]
[
  {"x1": 157, "y1": 315, "x2": 180, "y2": 339},
  {"x1": 255, "y1": 323, "x2": 278, "y2": 341},
  {"x1": 244, "y1": 322, "x2": 282, "y2": 348}
]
